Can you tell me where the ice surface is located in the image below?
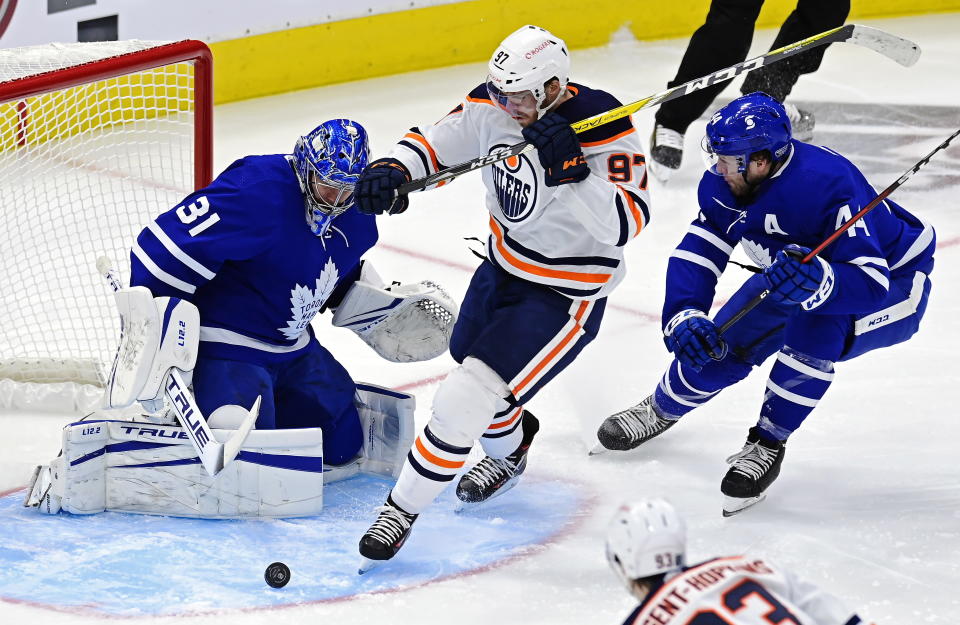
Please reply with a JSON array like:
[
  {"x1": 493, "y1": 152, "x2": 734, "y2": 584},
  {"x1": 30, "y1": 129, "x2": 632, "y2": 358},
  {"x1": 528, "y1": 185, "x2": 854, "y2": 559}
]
[{"x1": 1, "y1": 12, "x2": 958, "y2": 624}]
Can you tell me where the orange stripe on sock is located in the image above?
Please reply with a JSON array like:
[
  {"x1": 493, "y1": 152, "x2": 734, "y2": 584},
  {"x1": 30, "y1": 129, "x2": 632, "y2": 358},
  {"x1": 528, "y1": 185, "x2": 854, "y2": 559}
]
[
  {"x1": 415, "y1": 436, "x2": 465, "y2": 470},
  {"x1": 487, "y1": 407, "x2": 523, "y2": 431}
]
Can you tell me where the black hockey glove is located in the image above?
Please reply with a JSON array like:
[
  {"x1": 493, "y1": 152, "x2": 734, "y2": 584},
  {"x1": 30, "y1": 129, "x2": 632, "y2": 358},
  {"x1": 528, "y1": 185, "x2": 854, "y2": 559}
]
[
  {"x1": 521, "y1": 113, "x2": 590, "y2": 187},
  {"x1": 356, "y1": 158, "x2": 412, "y2": 215}
]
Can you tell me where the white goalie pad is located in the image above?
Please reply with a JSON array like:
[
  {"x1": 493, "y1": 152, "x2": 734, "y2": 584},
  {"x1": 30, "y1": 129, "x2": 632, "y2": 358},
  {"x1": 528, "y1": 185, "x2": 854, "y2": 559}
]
[
  {"x1": 332, "y1": 262, "x2": 458, "y2": 363},
  {"x1": 104, "y1": 287, "x2": 200, "y2": 410},
  {"x1": 24, "y1": 382, "x2": 415, "y2": 518},
  {"x1": 25, "y1": 417, "x2": 325, "y2": 518},
  {"x1": 355, "y1": 382, "x2": 416, "y2": 478}
]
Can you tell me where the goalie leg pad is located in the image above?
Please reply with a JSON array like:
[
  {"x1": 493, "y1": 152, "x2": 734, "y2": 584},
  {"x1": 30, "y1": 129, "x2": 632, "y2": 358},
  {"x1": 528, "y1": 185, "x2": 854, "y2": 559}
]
[
  {"x1": 30, "y1": 419, "x2": 326, "y2": 518},
  {"x1": 354, "y1": 382, "x2": 416, "y2": 478}
]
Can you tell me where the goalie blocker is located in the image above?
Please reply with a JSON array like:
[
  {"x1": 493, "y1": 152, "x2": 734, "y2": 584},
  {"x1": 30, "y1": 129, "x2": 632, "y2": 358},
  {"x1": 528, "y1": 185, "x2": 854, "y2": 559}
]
[{"x1": 24, "y1": 383, "x2": 414, "y2": 518}]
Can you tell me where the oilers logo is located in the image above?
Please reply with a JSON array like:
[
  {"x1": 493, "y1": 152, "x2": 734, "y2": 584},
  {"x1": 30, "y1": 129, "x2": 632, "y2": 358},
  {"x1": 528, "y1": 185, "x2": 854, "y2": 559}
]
[{"x1": 491, "y1": 145, "x2": 538, "y2": 222}]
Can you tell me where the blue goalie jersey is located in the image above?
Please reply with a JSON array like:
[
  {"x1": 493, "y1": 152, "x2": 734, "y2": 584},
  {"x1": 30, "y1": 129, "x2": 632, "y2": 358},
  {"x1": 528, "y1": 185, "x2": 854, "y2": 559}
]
[
  {"x1": 664, "y1": 141, "x2": 935, "y2": 324},
  {"x1": 130, "y1": 154, "x2": 377, "y2": 364}
]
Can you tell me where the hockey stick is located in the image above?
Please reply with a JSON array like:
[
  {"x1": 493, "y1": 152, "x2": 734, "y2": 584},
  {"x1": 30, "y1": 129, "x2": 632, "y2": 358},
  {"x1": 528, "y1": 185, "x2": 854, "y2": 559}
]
[
  {"x1": 396, "y1": 24, "x2": 920, "y2": 196},
  {"x1": 97, "y1": 257, "x2": 260, "y2": 476},
  {"x1": 716, "y1": 126, "x2": 960, "y2": 337}
]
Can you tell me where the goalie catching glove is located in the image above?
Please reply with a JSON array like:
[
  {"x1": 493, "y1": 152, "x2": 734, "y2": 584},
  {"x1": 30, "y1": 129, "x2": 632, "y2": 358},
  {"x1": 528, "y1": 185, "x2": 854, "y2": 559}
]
[{"x1": 332, "y1": 262, "x2": 458, "y2": 362}]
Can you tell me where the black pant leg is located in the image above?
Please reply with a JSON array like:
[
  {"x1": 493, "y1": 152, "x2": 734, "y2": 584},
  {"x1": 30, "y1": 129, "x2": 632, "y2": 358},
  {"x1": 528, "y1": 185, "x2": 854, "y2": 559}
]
[
  {"x1": 655, "y1": 0, "x2": 764, "y2": 133},
  {"x1": 741, "y1": 0, "x2": 851, "y2": 100}
]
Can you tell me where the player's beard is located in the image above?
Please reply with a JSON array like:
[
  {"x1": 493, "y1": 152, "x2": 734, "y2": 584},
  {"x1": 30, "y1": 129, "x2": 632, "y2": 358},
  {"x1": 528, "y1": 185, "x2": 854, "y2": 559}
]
[{"x1": 724, "y1": 171, "x2": 766, "y2": 199}]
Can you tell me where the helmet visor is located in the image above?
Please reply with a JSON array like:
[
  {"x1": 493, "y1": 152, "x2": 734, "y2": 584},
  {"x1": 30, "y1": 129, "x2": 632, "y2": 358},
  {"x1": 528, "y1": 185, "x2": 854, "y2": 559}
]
[
  {"x1": 486, "y1": 78, "x2": 538, "y2": 117},
  {"x1": 701, "y1": 135, "x2": 748, "y2": 176}
]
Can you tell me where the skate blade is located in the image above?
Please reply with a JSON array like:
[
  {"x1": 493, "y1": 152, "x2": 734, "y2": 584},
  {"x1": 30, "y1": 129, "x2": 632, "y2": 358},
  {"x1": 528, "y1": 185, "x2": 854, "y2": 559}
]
[
  {"x1": 588, "y1": 442, "x2": 609, "y2": 456},
  {"x1": 722, "y1": 494, "x2": 766, "y2": 517},
  {"x1": 358, "y1": 557, "x2": 383, "y2": 575},
  {"x1": 454, "y1": 476, "x2": 520, "y2": 514}
]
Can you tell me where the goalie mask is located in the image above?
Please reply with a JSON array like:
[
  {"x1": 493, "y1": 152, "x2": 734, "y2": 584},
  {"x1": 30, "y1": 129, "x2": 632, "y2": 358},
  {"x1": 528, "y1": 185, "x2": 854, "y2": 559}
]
[
  {"x1": 486, "y1": 25, "x2": 570, "y2": 121},
  {"x1": 294, "y1": 119, "x2": 370, "y2": 236},
  {"x1": 606, "y1": 498, "x2": 686, "y2": 594},
  {"x1": 702, "y1": 92, "x2": 792, "y2": 175}
]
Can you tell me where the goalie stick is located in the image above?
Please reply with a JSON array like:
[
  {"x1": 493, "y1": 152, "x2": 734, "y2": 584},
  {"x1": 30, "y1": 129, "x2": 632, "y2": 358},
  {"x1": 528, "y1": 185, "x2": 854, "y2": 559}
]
[
  {"x1": 395, "y1": 24, "x2": 920, "y2": 198},
  {"x1": 97, "y1": 257, "x2": 260, "y2": 477},
  {"x1": 715, "y1": 126, "x2": 960, "y2": 338}
]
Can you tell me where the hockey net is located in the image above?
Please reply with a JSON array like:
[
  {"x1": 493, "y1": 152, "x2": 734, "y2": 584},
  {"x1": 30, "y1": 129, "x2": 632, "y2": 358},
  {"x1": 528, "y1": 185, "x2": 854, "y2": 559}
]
[{"x1": 0, "y1": 40, "x2": 212, "y2": 413}]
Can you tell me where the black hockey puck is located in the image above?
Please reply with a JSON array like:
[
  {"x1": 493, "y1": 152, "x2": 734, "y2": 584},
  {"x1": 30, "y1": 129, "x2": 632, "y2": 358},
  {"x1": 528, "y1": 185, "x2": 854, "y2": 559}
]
[{"x1": 264, "y1": 562, "x2": 291, "y2": 588}]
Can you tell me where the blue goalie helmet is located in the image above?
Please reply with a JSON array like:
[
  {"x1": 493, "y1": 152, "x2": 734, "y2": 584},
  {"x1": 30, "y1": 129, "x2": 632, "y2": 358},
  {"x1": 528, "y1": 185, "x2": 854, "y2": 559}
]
[
  {"x1": 702, "y1": 92, "x2": 792, "y2": 175},
  {"x1": 294, "y1": 119, "x2": 370, "y2": 236}
]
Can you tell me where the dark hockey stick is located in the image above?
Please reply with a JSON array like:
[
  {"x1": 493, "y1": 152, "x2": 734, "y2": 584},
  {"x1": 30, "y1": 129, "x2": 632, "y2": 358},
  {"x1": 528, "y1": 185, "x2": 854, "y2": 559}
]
[
  {"x1": 396, "y1": 24, "x2": 920, "y2": 196},
  {"x1": 716, "y1": 126, "x2": 960, "y2": 338}
]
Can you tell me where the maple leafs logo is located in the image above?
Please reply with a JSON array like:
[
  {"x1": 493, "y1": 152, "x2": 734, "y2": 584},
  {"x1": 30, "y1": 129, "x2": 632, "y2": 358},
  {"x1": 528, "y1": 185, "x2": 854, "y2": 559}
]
[
  {"x1": 278, "y1": 258, "x2": 340, "y2": 340},
  {"x1": 740, "y1": 238, "x2": 774, "y2": 268}
]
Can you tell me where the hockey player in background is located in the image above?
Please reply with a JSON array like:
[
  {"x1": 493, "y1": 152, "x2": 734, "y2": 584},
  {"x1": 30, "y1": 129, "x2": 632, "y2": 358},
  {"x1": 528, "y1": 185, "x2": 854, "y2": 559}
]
[
  {"x1": 648, "y1": 0, "x2": 850, "y2": 182},
  {"x1": 354, "y1": 25, "x2": 651, "y2": 568},
  {"x1": 595, "y1": 92, "x2": 934, "y2": 516},
  {"x1": 606, "y1": 499, "x2": 867, "y2": 624},
  {"x1": 25, "y1": 119, "x2": 458, "y2": 517}
]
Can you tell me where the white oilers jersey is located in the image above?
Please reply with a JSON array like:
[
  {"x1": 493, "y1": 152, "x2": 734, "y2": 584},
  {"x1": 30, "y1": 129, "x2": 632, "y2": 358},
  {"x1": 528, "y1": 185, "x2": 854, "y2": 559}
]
[
  {"x1": 620, "y1": 556, "x2": 866, "y2": 625},
  {"x1": 389, "y1": 82, "x2": 651, "y2": 300}
]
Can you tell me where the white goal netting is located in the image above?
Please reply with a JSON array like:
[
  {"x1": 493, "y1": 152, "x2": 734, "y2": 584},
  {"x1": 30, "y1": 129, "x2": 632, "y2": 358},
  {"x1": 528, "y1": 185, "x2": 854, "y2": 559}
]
[{"x1": 0, "y1": 40, "x2": 211, "y2": 412}]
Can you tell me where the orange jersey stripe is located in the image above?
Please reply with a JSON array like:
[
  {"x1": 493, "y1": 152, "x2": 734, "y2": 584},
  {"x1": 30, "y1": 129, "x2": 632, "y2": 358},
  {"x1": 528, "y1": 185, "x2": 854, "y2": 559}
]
[
  {"x1": 466, "y1": 95, "x2": 494, "y2": 106},
  {"x1": 402, "y1": 131, "x2": 447, "y2": 187},
  {"x1": 580, "y1": 126, "x2": 637, "y2": 148},
  {"x1": 487, "y1": 407, "x2": 523, "y2": 430},
  {"x1": 617, "y1": 184, "x2": 645, "y2": 238},
  {"x1": 415, "y1": 437, "x2": 465, "y2": 470},
  {"x1": 513, "y1": 301, "x2": 589, "y2": 395},
  {"x1": 489, "y1": 218, "x2": 612, "y2": 284}
]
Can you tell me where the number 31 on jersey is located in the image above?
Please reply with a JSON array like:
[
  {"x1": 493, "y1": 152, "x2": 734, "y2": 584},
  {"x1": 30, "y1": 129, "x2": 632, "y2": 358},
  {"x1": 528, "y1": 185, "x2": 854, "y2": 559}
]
[{"x1": 176, "y1": 196, "x2": 220, "y2": 237}]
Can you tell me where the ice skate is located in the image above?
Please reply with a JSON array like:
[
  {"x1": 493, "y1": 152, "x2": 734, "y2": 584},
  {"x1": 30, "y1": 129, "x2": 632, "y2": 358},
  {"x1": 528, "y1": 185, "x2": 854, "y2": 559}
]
[
  {"x1": 358, "y1": 495, "x2": 418, "y2": 573},
  {"x1": 592, "y1": 396, "x2": 677, "y2": 455},
  {"x1": 783, "y1": 102, "x2": 815, "y2": 142},
  {"x1": 721, "y1": 427, "x2": 785, "y2": 517},
  {"x1": 648, "y1": 124, "x2": 684, "y2": 182},
  {"x1": 456, "y1": 411, "x2": 539, "y2": 509}
]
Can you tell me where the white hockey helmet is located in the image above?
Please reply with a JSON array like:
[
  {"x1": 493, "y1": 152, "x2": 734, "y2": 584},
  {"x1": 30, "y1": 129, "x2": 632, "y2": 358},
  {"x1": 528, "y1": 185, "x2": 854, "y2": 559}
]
[
  {"x1": 605, "y1": 499, "x2": 686, "y2": 592},
  {"x1": 486, "y1": 25, "x2": 570, "y2": 118}
]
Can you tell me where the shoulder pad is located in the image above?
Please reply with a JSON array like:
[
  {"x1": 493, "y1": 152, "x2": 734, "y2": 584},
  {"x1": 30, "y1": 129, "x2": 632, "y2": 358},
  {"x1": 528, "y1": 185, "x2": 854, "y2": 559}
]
[
  {"x1": 557, "y1": 83, "x2": 634, "y2": 146},
  {"x1": 466, "y1": 83, "x2": 494, "y2": 106}
]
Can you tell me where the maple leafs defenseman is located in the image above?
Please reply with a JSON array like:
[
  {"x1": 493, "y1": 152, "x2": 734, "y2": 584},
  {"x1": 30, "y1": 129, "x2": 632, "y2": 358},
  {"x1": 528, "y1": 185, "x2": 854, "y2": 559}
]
[
  {"x1": 596, "y1": 93, "x2": 935, "y2": 516},
  {"x1": 24, "y1": 120, "x2": 458, "y2": 519}
]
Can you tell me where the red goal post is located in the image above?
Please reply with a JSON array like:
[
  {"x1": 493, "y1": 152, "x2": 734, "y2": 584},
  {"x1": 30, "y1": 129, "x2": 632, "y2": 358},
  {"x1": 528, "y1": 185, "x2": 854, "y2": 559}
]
[{"x1": 0, "y1": 40, "x2": 213, "y2": 412}]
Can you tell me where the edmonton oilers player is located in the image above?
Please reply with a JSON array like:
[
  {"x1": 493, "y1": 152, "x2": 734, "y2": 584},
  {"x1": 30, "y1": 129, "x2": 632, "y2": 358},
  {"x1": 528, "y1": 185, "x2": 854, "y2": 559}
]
[
  {"x1": 606, "y1": 499, "x2": 866, "y2": 624},
  {"x1": 354, "y1": 25, "x2": 651, "y2": 567},
  {"x1": 595, "y1": 93, "x2": 934, "y2": 516}
]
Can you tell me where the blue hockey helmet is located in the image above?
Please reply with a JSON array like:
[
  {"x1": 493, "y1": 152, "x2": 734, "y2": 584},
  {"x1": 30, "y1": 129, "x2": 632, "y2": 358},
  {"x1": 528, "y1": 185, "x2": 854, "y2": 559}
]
[
  {"x1": 702, "y1": 92, "x2": 792, "y2": 175},
  {"x1": 293, "y1": 119, "x2": 370, "y2": 236}
]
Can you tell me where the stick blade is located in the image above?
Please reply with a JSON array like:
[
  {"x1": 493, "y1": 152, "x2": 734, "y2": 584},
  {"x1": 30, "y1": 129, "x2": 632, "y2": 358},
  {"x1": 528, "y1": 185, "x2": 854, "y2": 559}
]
[
  {"x1": 222, "y1": 395, "x2": 260, "y2": 466},
  {"x1": 850, "y1": 24, "x2": 921, "y2": 67}
]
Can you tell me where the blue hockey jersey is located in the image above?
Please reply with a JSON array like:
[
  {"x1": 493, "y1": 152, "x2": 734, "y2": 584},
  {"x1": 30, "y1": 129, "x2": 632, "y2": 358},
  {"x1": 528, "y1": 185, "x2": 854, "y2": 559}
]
[
  {"x1": 130, "y1": 154, "x2": 377, "y2": 364},
  {"x1": 663, "y1": 141, "x2": 935, "y2": 325}
]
